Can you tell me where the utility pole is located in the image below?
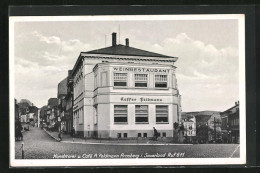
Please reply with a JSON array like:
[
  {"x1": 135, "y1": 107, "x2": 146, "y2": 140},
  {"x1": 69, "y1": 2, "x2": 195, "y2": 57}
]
[
  {"x1": 105, "y1": 34, "x2": 107, "y2": 47},
  {"x1": 119, "y1": 24, "x2": 121, "y2": 44},
  {"x1": 214, "y1": 117, "x2": 216, "y2": 142}
]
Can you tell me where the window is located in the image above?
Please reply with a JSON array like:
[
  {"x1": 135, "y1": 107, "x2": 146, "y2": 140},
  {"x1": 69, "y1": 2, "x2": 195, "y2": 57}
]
[
  {"x1": 143, "y1": 133, "x2": 147, "y2": 137},
  {"x1": 138, "y1": 133, "x2": 141, "y2": 137},
  {"x1": 156, "y1": 105, "x2": 168, "y2": 123},
  {"x1": 162, "y1": 132, "x2": 166, "y2": 137},
  {"x1": 135, "y1": 105, "x2": 148, "y2": 123},
  {"x1": 117, "y1": 133, "x2": 121, "y2": 138},
  {"x1": 155, "y1": 75, "x2": 167, "y2": 88},
  {"x1": 114, "y1": 105, "x2": 128, "y2": 123},
  {"x1": 124, "y1": 133, "x2": 127, "y2": 138},
  {"x1": 114, "y1": 73, "x2": 127, "y2": 86},
  {"x1": 135, "y1": 74, "x2": 148, "y2": 87}
]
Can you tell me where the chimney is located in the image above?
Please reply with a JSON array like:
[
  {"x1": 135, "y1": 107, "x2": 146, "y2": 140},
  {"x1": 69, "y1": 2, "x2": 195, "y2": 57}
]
[
  {"x1": 112, "y1": 32, "x2": 117, "y2": 46},
  {"x1": 125, "y1": 38, "x2": 129, "y2": 47}
]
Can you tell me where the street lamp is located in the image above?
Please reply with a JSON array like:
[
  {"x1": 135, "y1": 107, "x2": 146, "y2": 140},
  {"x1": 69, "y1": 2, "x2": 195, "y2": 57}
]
[{"x1": 58, "y1": 116, "x2": 61, "y2": 141}]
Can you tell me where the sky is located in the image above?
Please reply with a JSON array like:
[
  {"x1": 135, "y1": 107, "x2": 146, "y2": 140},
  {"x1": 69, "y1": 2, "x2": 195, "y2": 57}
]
[{"x1": 13, "y1": 18, "x2": 240, "y2": 112}]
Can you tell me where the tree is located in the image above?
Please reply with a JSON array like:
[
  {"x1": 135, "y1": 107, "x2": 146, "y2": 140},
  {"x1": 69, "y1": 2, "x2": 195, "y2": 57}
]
[{"x1": 196, "y1": 124, "x2": 211, "y2": 143}]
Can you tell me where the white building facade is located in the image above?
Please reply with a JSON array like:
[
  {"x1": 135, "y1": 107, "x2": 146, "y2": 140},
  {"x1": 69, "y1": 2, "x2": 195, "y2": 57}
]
[
  {"x1": 182, "y1": 116, "x2": 196, "y2": 137},
  {"x1": 72, "y1": 33, "x2": 182, "y2": 138}
]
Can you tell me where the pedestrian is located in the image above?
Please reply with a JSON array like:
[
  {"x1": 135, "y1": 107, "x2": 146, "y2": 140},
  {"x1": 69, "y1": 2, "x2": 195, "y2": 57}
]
[
  {"x1": 15, "y1": 124, "x2": 23, "y2": 141},
  {"x1": 71, "y1": 127, "x2": 75, "y2": 137},
  {"x1": 153, "y1": 127, "x2": 159, "y2": 141},
  {"x1": 71, "y1": 127, "x2": 75, "y2": 142}
]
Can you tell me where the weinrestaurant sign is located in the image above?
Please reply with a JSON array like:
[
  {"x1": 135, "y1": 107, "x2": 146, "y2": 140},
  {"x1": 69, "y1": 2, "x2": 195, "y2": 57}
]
[{"x1": 113, "y1": 67, "x2": 170, "y2": 73}]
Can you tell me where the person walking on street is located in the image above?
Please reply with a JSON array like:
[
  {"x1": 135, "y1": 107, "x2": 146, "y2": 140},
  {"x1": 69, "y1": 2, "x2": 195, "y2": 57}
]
[
  {"x1": 71, "y1": 127, "x2": 75, "y2": 137},
  {"x1": 71, "y1": 127, "x2": 75, "y2": 142},
  {"x1": 153, "y1": 127, "x2": 159, "y2": 141}
]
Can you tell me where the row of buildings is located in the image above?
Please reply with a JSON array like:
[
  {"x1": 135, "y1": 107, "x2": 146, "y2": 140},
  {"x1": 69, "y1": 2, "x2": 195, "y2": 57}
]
[
  {"x1": 15, "y1": 99, "x2": 39, "y2": 128},
  {"x1": 36, "y1": 32, "x2": 239, "y2": 143},
  {"x1": 38, "y1": 71, "x2": 74, "y2": 134},
  {"x1": 180, "y1": 101, "x2": 240, "y2": 144}
]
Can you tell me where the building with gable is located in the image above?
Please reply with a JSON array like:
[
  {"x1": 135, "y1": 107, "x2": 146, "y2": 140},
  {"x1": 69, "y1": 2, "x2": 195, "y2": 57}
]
[
  {"x1": 221, "y1": 101, "x2": 239, "y2": 143},
  {"x1": 71, "y1": 32, "x2": 182, "y2": 138}
]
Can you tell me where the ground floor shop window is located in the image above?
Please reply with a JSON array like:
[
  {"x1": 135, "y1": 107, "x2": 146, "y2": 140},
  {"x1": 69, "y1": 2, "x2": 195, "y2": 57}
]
[
  {"x1": 114, "y1": 105, "x2": 128, "y2": 123},
  {"x1": 156, "y1": 105, "x2": 168, "y2": 123},
  {"x1": 135, "y1": 105, "x2": 148, "y2": 123}
]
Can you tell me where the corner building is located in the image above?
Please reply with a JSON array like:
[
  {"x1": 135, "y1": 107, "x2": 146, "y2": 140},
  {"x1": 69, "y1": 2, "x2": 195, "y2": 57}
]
[{"x1": 72, "y1": 33, "x2": 182, "y2": 138}]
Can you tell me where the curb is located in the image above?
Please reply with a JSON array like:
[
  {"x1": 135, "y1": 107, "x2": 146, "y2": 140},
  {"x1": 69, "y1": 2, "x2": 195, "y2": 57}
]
[
  {"x1": 60, "y1": 140, "x2": 193, "y2": 146},
  {"x1": 43, "y1": 128, "x2": 61, "y2": 142},
  {"x1": 42, "y1": 129, "x2": 193, "y2": 146}
]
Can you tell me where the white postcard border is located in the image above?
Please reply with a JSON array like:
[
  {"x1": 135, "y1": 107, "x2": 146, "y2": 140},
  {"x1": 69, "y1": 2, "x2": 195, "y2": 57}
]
[{"x1": 9, "y1": 14, "x2": 246, "y2": 167}]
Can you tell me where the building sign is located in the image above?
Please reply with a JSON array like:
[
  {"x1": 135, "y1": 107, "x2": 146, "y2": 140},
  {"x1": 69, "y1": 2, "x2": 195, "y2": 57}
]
[
  {"x1": 121, "y1": 97, "x2": 162, "y2": 102},
  {"x1": 113, "y1": 67, "x2": 170, "y2": 73}
]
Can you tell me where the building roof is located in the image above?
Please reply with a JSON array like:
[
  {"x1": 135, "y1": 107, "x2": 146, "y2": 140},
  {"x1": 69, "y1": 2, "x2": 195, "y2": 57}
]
[
  {"x1": 85, "y1": 44, "x2": 176, "y2": 59},
  {"x1": 195, "y1": 115, "x2": 212, "y2": 123},
  {"x1": 17, "y1": 101, "x2": 31, "y2": 109},
  {"x1": 40, "y1": 105, "x2": 48, "y2": 117},
  {"x1": 58, "y1": 77, "x2": 68, "y2": 97},
  {"x1": 28, "y1": 106, "x2": 38, "y2": 113},
  {"x1": 221, "y1": 102, "x2": 239, "y2": 115},
  {"x1": 181, "y1": 113, "x2": 194, "y2": 120},
  {"x1": 48, "y1": 98, "x2": 58, "y2": 107}
]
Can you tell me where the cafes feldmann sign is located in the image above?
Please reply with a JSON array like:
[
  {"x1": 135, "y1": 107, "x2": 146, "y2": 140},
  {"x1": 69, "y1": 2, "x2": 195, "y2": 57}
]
[{"x1": 121, "y1": 97, "x2": 163, "y2": 102}]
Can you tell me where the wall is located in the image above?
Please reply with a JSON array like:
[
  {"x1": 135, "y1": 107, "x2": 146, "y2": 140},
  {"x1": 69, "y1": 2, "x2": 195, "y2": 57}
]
[{"x1": 96, "y1": 104, "x2": 110, "y2": 138}]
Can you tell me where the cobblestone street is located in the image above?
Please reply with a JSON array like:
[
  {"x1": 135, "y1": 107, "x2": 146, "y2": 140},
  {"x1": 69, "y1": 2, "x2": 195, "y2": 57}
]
[{"x1": 15, "y1": 127, "x2": 240, "y2": 159}]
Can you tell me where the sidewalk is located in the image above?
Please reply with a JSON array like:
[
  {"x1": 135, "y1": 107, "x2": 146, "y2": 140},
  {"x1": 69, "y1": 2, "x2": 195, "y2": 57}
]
[{"x1": 43, "y1": 129, "x2": 192, "y2": 146}]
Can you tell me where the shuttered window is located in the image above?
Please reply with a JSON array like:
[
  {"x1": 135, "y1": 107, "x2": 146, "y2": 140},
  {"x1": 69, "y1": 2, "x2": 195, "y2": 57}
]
[
  {"x1": 156, "y1": 105, "x2": 168, "y2": 123},
  {"x1": 155, "y1": 75, "x2": 167, "y2": 88},
  {"x1": 135, "y1": 74, "x2": 148, "y2": 87},
  {"x1": 114, "y1": 73, "x2": 127, "y2": 86},
  {"x1": 135, "y1": 105, "x2": 148, "y2": 123},
  {"x1": 114, "y1": 105, "x2": 127, "y2": 123}
]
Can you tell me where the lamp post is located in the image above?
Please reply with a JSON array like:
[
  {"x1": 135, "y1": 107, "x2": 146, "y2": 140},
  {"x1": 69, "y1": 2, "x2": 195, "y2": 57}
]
[{"x1": 58, "y1": 116, "x2": 61, "y2": 141}]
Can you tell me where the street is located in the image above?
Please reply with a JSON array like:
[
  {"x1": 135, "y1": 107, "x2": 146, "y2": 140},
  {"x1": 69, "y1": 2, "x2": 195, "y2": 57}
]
[{"x1": 15, "y1": 127, "x2": 240, "y2": 159}]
